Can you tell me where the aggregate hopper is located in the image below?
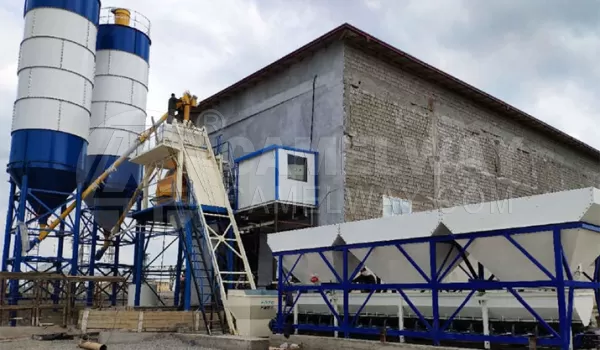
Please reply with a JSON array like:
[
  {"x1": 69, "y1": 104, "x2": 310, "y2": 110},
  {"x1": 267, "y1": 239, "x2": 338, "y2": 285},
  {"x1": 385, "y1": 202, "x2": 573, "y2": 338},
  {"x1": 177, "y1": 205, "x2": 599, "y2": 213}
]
[
  {"x1": 339, "y1": 210, "x2": 465, "y2": 284},
  {"x1": 441, "y1": 187, "x2": 600, "y2": 326},
  {"x1": 268, "y1": 224, "x2": 360, "y2": 284},
  {"x1": 442, "y1": 187, "x2": 600, "y2": 282}
]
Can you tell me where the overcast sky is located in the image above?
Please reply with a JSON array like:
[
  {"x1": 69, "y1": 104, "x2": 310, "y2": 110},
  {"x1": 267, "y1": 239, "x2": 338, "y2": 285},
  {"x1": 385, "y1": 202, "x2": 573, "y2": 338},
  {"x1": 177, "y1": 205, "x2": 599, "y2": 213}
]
[{"x1": 0, "y1": 0, "x2": 598, "y2": 268}]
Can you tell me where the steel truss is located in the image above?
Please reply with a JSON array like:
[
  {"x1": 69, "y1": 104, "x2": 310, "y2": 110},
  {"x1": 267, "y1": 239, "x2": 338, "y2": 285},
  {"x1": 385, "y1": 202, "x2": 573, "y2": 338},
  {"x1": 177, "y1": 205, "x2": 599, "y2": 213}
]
[
  {"x1": 2, "y1": 177, "x2": 84, "y2": 317},
  {"x1": 78, "y1": 206, "x2": 138, "y2": 306},
  {"x1": 274, "y1": 221, "x2": 600, "y2": 350}
]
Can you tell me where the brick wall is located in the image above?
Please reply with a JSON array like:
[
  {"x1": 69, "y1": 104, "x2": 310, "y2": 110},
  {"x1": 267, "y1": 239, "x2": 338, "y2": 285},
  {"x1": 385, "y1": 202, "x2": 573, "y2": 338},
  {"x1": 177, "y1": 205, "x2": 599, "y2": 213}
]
[{"x1": 343, "y1": 44, "x2": 600, "y2": 222}]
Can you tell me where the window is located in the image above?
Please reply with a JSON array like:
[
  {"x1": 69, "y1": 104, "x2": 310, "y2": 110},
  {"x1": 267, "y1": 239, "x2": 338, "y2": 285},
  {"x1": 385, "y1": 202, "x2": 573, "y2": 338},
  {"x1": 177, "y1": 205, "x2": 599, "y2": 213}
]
[
  {"x1": 382, "y1": 196, "x2": 412, "y2": 217},
  {"x1": 287, "y1": 154, "x2": 308, "y2": 182}
]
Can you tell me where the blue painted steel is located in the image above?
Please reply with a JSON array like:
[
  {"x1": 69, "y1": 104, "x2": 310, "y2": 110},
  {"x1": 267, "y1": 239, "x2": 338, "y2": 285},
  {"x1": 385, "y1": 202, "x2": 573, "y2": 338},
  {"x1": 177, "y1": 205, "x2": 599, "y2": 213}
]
[
  {"x1": 553, "y1": 228, "x2": 569, "y2": 349},
  {"x1": 8, "y1": 130, "x2": 87, "y2": 223},
  {"x1": 97, "y1": 24, "x2": 151, "y2": 62},
  {"x1": 174, "y1": 238, "x2": 184, "y2": 307},
  {"x1": 2, "y1": 180, "x2": 16, "y2": 272},
  {"x1": 70, "y1": 183, "x2": 82, "y2": 276},
  {"x1": 111, "y1": 236, "x2": 121, "y2": 306},
  {"x1": 274, "y1": 221, "x2": 600, "y2": 350},
  {"x1": 86, "y1": 221, "x2": 98, "y2": 306},
  {"x1": 429, "y1": 240, "x2": 439, "y2": 345},
  {"x1": 184, "y1": 251, "x2": 192, "y2": 311},
  {"x1": 234, "y1": 144, "x2": 318, "y2": 164},
  {"x1": 134, "y1": 225, "x2": 144, "y2": 307},
  {"x1": 314, "y1": 152, "x2": 318, "y2": 207},
  {"x1": 24, "y1": 0, "x2": 101, "y2": 24},
  {"x1": 595, "y1": 257, "x2": 600, "y2": 309},
  {"x1": 53, "y1": 204, "x2": 67, "y2": 304},
  {"x1": 83, "y1": 155, "x2": 142, "y2": 230},
  {"x1": 274, "y1": 148, "x2": 279, "y2": 201}
]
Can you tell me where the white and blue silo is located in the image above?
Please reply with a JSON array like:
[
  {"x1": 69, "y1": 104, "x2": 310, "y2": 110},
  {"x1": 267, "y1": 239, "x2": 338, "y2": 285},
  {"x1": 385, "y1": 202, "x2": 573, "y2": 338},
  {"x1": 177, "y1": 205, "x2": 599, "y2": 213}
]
[
  {"x1": 8, "y1": 0, "x2": 100, "y2": 228},
  {"x1": 84, "y1": 8, "x2": 151, "y2": 233}
]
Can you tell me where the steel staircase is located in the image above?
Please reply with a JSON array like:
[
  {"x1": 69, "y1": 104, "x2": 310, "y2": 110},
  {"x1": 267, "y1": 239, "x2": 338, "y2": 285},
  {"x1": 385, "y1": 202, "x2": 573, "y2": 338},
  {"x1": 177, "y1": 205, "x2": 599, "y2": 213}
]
[
  {"x1": 172, "y1": 190, "x2": 226, "y2": 335},
  {"x1": 170, "y1": 122, "x2": 255, "y2": 335}
]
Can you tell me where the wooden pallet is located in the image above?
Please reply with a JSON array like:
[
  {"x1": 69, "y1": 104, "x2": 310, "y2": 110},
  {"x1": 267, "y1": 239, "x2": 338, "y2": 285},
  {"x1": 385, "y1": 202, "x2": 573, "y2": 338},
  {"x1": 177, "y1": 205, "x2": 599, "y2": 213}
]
[{"x1": 78, "y1": 309, "x2": 206, "y2": 333}]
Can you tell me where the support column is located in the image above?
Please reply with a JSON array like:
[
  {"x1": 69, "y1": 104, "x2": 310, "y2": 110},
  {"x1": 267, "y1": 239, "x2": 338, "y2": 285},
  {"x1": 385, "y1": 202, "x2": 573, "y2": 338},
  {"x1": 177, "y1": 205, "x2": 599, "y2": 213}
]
[
  {"x1": 342, "y1": 248, "x2": 349, "y2": 338},
  {"x1": 429, "y1": 240, "x2": 440, "y2": 346},
  {"x1": 112, "y1": 236, "x2": 121, "y2": 306},
  {"x1": 134, "y1": 225, "x2": 145, "y2": 307},
  {"x1": 553, "y1": 228, "x2": 568, "y2": 350},
  {"x1": 54, "y1": 205, "x2": 67, "y2": 305},
  {"x1": 70, "y1": 184, "x2": 82, "y2": 276},
  {"x1": 2, "y1": 180, "x2": 16, "y2": 273},
  {"x1": 10, "y1": 175, "x2": 28, "y2": 326},
  {"x1": 174, "y1": 236, "x2": 184, "y2": 307},
  {"x1": 480, "y1": 299, "x2": 490, "y2": 350},
  {"x1": 86, "y1": 222, "x2": 98, "y2": 306}
]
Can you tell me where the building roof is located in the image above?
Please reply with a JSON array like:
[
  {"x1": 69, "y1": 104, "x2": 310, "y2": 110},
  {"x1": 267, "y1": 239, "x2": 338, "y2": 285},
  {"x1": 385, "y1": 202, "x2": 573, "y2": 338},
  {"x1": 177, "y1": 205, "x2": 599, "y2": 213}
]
[{"x1": 198, "y1": 23, "x2": 600, "y2": 160}]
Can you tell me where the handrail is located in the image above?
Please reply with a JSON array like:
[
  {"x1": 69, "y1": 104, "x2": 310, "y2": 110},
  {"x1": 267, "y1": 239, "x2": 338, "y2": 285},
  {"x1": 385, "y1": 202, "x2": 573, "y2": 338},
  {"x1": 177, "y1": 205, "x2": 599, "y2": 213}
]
[{"x1": 28, "y1": 112, "x2": 170, "y2": 251}]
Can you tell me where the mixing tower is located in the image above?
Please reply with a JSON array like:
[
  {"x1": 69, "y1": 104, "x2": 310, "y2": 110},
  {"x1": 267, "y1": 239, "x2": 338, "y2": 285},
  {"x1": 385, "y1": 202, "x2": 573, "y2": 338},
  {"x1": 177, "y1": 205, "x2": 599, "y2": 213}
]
[{"x1": 129, "y1": 117, "x2": 256, "y2": 334}]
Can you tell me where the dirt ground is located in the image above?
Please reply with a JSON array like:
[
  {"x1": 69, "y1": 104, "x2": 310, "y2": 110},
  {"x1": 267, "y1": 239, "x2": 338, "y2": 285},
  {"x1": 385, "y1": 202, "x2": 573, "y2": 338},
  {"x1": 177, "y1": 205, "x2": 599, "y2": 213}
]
[
  {"x1": 1, "y1": 337, "x2": 220, "y2": 350},
  {"x1": 0, "y1": 327, "x2": 219, "y2": 350}
]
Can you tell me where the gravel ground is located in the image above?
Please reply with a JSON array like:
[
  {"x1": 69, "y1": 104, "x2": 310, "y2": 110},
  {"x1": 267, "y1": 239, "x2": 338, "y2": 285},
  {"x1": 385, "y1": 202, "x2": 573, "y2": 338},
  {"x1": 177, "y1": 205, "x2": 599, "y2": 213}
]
[{"x1": 0, "y1": 334, "x2": 221, "y2": 350}]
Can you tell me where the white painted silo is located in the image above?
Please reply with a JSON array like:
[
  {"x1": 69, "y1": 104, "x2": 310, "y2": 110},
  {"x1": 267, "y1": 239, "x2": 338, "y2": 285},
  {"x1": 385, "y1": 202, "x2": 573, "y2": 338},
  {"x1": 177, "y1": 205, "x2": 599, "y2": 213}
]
[
  {"x1": 9, "y1": 0, "x2": 100, "y2": 231},
  {"x1": 85, "y1": 7, "x2": 151, "y2": 231}
]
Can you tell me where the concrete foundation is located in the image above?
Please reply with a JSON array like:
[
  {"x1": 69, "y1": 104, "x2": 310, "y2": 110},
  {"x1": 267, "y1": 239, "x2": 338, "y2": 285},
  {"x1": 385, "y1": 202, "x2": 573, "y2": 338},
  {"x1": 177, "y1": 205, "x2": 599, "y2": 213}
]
[
  {"x1": 98, "y1": 331, "x2": 269, "y2": 350},
  {"x1": 270, "y1": 334, "x2": 466, "y2": 350}
]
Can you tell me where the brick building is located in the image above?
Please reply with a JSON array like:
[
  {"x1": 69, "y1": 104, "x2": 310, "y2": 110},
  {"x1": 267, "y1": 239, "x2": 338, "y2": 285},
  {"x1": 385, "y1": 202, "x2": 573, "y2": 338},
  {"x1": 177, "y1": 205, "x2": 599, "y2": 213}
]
[{"x1": 193, "y1": 23, "x2": 600, "y2": 283}]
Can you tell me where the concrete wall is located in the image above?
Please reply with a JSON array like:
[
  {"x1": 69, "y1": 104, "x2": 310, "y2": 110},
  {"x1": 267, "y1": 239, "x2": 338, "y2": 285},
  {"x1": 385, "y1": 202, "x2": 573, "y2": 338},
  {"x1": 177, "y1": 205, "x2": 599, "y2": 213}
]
[
  {"x1": 343, "y1": 43, "x2": 600, "y2": 222},
  {"x1": 199, "y1": 41, "x2": 346, "y2": 226}
]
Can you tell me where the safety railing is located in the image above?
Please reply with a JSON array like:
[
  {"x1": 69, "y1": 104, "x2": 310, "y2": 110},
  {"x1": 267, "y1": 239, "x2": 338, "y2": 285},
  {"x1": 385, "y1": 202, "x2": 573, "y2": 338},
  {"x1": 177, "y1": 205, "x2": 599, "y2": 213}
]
[{"x1": 99, "y1": 7, "x2": 151, "y2": 38}]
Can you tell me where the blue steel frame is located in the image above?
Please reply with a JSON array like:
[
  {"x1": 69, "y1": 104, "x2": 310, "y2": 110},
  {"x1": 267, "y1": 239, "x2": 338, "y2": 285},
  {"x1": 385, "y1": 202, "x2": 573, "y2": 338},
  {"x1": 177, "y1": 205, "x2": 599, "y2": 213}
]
[
  {"x1": 273, "y1": 221, "x2": 600, "y2": 350},
  {"x1": 1, "y1": 177, "x2": 83, "y2": 323},
  {"x1": 233, "y1": 145, "x2": 319, "y2": 209},
  {"x1": 78, "y1": 202, "x2": 141, "y2": 306}
]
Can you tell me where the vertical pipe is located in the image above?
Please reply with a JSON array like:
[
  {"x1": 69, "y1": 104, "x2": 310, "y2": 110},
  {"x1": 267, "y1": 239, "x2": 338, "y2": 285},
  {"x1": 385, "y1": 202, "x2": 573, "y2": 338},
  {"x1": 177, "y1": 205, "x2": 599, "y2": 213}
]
[
  {"x1": 276, "y1": 255, "x2": 284, "y2": 334},
  {"x1": 86, "y1": 222, "x2": 98, "y2": 306},
  {"x1": 398, "y1": 297, "x2": 404, "y2": 343},
  {"x1": 2, "y1": 180, "x2": 16, "y2": 272},
  {"x1": 553, "y1": 228, "x2": 568, "y2": 350},
  {"x1": 54, "y1": 205, "x2": 66, "y2": 305},
  {"x1": 342, "y1": 248, "x2": 349, "y2": 338},
  {"x1": 429, "y1": 240, "x2": 439, "y2": 346},
  {"x1": 134, "y1": 226, "x2": 144, "y2": 307},
  {"x1": 70, "y1": 184, "x2": 82, "y2": 276},
  {"x1": 174, "y1": 236, "x2": 183, "y2": 307},
  {"x1": 112, "y1": 236, "x2": 121, "y2": 306},
  {"x1": 481, "y1": 299, "x2": 490, "y2": 350}
]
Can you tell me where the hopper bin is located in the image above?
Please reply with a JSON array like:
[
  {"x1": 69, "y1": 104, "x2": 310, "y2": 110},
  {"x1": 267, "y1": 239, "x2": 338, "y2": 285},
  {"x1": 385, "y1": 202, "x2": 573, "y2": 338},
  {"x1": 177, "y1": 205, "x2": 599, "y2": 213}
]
[
  {"x1": 268, "y1": 224, "x2": 360, "y2": 284},
  {"x1": 443, "y1": 187, "x2": 600, "y2": 281},
  {"x1": 339, "y1": 210, "x2": 465, "y2": 284}
]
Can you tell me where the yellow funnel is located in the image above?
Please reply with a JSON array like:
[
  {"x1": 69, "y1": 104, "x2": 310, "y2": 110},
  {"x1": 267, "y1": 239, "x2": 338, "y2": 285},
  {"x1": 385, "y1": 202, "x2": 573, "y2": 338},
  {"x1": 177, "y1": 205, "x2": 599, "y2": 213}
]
[{"x1": 112, "y1": 8, "x2": 131, "y2": 26}]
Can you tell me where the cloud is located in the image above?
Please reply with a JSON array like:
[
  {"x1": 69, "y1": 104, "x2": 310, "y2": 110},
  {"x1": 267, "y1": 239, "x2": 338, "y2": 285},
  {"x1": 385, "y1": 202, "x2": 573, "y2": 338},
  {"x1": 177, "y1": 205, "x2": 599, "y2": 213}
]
[{"x1": 0, "y1": 0, "x2": 599, "y2": 267}]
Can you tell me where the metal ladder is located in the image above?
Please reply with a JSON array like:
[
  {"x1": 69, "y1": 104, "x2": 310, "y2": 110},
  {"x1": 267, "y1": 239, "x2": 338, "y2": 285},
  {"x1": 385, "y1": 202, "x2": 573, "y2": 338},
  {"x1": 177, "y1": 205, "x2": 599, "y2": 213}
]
[
  {"x1": 172, "y1": 191, "x2": 226, "y2": 335},
  {"x1": 172, "y1": 122, "x2": 255, "y2": 335}
]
